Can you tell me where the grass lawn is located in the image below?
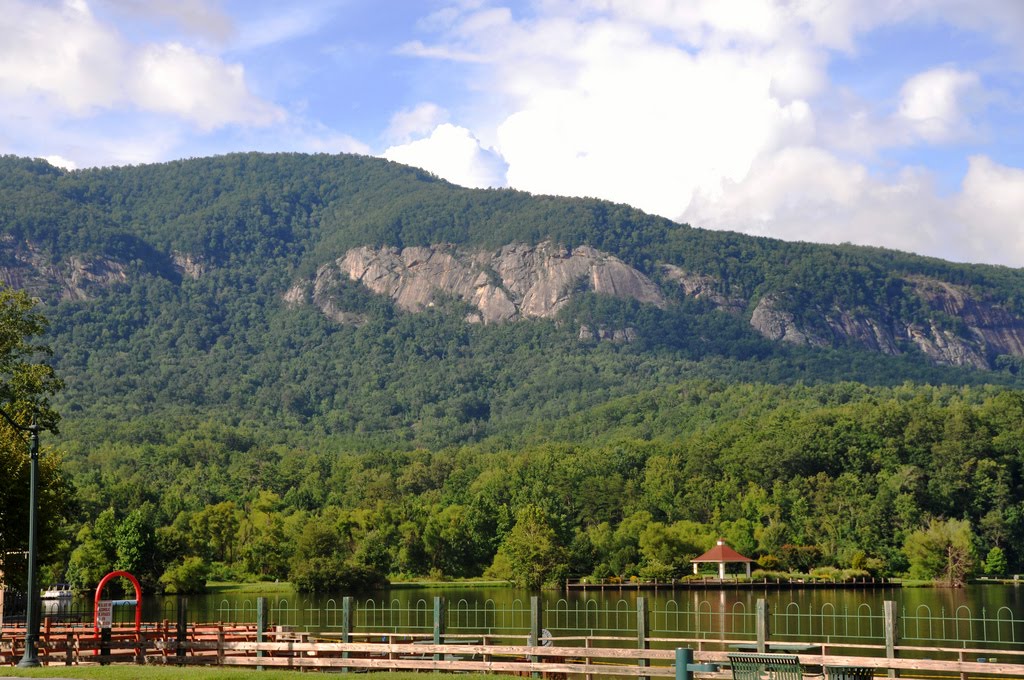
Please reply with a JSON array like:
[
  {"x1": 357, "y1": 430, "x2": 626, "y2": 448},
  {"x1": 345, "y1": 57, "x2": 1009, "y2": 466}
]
[
  {"x1": 204, "y1": 582, "x2": 296, "y2": 595},
  {"x1": 202, "y1": 579, "x2": 511, "y2": 595},
  {"x1": 0, "y1": 666, "x2": 505, "y2": 680}
]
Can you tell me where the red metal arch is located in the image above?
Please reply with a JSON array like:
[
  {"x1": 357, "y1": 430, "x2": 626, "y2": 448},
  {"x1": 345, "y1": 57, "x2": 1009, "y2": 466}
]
[{"x1": 93, "y1": 570, "x2": 142, "y2": 633}]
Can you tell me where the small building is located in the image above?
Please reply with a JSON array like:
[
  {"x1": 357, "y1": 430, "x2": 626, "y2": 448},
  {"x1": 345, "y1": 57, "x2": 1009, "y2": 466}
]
[{"x1": 691, "y1": 539, "x2": 753, "y2": 579}]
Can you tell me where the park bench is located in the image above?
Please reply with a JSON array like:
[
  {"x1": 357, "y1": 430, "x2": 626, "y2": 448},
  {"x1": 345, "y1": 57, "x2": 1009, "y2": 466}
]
[
  {"x1": 729, "y1": 652, "x2": 875, "y2": 680},
  {"x1": 728, "y1": 653, "x2": 804, "y2": 680},
  {"x1": 825, "y1": 666, "x2": 874, "y2": 680}
]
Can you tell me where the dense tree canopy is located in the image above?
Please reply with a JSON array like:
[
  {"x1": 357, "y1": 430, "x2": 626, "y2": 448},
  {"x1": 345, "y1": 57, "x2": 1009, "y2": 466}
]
[
  {"x1": 3, "y1": 153, "x2": 1024, "y2": 591},
  {"x1": 44, "y1": 380, "x2": 1024, "y2": 591},
  {"x1": 0, "y1": 286, "x2": 69, "y2": 589}
]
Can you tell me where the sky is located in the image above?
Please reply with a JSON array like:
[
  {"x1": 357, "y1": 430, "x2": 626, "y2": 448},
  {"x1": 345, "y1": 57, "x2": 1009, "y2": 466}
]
[{"x1": 2, "y1": 1, "x2": 1024, "y2": 267}]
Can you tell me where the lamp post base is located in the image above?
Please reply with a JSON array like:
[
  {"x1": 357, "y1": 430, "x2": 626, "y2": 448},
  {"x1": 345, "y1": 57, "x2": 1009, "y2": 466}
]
[{"x1": 17, "y1": 654, "x2": 40, "y2": 668}]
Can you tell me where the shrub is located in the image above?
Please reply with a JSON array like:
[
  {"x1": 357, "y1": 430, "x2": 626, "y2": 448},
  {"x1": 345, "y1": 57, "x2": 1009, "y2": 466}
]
[
  {"x1": 751, "y1": 569, "x2": 789, "y2": 581},
  {"x1": 839, "y1": 569, "x2": 871, "y2": 582},
  {"x1": 159, "y1": 557, "x2": 209, "y2": 594},
  {"x1": 810, "y1": 566, "x2": 840, "y2": 580}
]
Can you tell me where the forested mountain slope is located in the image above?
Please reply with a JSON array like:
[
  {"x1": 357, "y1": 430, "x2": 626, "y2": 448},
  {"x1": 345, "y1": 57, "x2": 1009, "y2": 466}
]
[
  {"x1": 3, "y1": 152, "x2": 1024, "y2": 589},
  {"x1": 3, "y1": 151, "x2": 1024, "y2": 435}
]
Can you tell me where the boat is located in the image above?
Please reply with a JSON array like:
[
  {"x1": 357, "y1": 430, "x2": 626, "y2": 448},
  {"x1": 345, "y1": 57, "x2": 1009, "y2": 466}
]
[{"x1": 41, "y1": 583, "x2": 73, "y2": 599}]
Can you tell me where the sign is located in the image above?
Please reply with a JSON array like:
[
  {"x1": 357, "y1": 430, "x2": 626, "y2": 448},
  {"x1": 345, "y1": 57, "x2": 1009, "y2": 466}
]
[{"x1": 97, "y1": 599, "x2": 113, "y2": 628}]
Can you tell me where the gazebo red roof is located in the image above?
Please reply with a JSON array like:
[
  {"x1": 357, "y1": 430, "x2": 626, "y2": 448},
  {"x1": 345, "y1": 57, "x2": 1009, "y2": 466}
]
[{"x1": 691, "y1": 540, "x2": 753, "y2": 563}]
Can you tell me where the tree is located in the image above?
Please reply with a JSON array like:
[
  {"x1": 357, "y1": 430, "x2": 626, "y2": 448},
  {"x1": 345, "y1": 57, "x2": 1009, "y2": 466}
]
[
  {"x1": 115, "y1": 507, "x2": 158, "y2": 583},
  {"x1": 984, "y1": 546, "x2": 1007, "y2": 577},
  {"x1": 66, "y1": 525, "x2": 112, "y2": 591},
  {"x1": 159, "y1": 557, "x2": 210, "y2": 594},
  {"x1": 903, "y1": 518, "x2": 976, "y2": 586},
  {"x1": 0, "y1": 286, "x2": 66, "y2": 589},
  {"x1": 499, "y1": 504, "x2": 568, "y2": 589}
]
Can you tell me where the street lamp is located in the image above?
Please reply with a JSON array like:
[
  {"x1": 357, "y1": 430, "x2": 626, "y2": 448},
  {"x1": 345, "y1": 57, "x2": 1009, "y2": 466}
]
[{"x1": 0, "y1": 408, "x2": 41, "y2": 668}]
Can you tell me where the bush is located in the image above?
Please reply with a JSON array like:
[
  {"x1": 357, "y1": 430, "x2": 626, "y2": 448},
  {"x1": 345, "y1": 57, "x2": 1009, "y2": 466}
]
[
  {"x1": 839, "y1": 569, "x2": 871, "y2": 582},
  {"x1": 751, "y1": 569, "x2": 789, "y2": 581},
  {"x1": 206, "y1": 561, "x2": 246, "y2": 582},
  {"x1": 779, "y1": 545, "x2": 822, "y2": 572},
  {"x1": 638, "y1": 559, "x2": 676, "y2": 581},
  {"x1": 159, "y1": 557, "x2": 209, "y2": 594},
  {"x1": 291, "y1": 557, "x2": 389, "y2": 593},
  {"x1": 810, "y1": 566, "x2": 840, "y2": 580},
  {"x1": 483, "y1": 551, "x2": 513, "y2": 581}
]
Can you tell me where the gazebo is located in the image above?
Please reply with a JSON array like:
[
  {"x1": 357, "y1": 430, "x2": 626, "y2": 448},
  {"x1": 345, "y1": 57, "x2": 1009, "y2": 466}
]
[{"x1": 691, "y1": 539, "x2": 754, "y2": 579}]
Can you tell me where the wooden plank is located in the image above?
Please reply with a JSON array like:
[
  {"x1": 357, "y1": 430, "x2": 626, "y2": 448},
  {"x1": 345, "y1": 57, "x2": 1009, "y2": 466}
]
[
  {"x1": 160, "y1": 639, "x2": 680, "y2": 661},
  {"x1": 143, "y1": 637, "x2": 1024, "y2": 679}
]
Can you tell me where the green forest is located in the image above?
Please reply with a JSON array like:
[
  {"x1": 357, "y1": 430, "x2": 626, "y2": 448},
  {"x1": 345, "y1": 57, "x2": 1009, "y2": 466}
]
[{"x1": 1, "y1": 152, "x2": 1023, "y2": 593}]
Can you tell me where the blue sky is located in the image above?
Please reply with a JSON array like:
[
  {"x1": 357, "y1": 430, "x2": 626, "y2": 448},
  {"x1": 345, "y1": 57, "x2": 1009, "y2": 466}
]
[{"x1": 3, "y1": 1, "x2": 1024, "y2": 267}]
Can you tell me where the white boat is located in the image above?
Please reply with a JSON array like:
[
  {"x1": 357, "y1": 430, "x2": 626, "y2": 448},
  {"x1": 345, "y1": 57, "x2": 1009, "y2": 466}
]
[{"x1": 41, "y1": 583, "x2": 73, "y2": 599}]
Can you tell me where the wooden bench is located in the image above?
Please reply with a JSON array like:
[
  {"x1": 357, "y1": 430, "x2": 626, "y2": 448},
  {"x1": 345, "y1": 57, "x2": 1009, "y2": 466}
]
[
  {"x1": 825, "y1": 666, "x2": 874, "y2": 680},
  {"x1": 728, "y1": 653, "x2": 804, "y2": 680}
]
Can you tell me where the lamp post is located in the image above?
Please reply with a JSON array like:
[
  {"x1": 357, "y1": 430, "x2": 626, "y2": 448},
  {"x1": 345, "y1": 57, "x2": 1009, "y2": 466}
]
[{"x1": 0, "y1": 408, "x2": 41, "y2": 668}]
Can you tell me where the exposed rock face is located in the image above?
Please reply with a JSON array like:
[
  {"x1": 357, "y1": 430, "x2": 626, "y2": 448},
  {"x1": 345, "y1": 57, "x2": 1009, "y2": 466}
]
[
  {"x1": 903, "y1": 277, "x2": 1024, "y2": 369},
  {"x1": 0, "y1": 238, "x2": 127, "y2": 301},
  {"x1": 291, "y1": 244, "x2": 1024, "y2": 368},
  {"x1": 661, "y1": 265, "x2": 746, "y2": 314},
  {"x1": 905, "y1": 321, "x2": 989, "y2": 370},
  {"x1": 305, "y1": 242, "x2": 666, "y2": 325},
  {"x1": 823, "y1": 310, "x2": 900, "y2": 355},
  {"x1": 172, "y1": 252, "x2": 206, "y2": 279},
  {"x1": 749, "y1": 296, "x2": 829, "y2": 347},
  {"x1": 6, "y1": 226, "x2": 1019, "y2": 370},
  {"x1": 578, "y1": 325, "x2": 639, "y2": 343},
  {"x1": 666, "y1": 266, "x2": 1024, "y2": 370}
]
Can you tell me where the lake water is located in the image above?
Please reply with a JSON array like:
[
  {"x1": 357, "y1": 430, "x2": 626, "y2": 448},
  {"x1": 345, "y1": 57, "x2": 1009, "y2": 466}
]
[{"x1": 54, "y1": 582, "x2": 1024, "y2": 649}]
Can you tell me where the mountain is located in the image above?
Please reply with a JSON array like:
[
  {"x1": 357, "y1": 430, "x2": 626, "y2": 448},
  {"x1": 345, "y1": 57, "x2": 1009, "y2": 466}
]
[
  {"x1": 1, "y1": 151, "x2": 1023, "y2": 448},
  {"x1": 10, "y1": 152, "x2": 1024, "y2": 587}
]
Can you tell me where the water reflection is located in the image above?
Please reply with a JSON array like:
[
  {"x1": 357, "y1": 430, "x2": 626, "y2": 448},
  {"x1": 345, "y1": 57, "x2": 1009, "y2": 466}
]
[{"x1": 50, "y1": 583, "x2": 1024, "y2": 645}]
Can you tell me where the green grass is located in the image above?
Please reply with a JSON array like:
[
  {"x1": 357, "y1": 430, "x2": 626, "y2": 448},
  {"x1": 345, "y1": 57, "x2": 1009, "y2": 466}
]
[
  {"x1": 202, "y1": 579, "x2": 512, "y2": 595},
  {"x1": 0, "y1": 667, "x2": 503, "y2": 680},
  {"x1": 385, "y1": 579, "x2": 512, "y2": 589},
  {"x1": 204, "y1": 582, "x2": 296, "y2": 595}
]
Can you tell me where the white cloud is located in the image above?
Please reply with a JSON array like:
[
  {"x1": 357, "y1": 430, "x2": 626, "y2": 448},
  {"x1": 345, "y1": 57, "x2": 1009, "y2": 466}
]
[
  {"x1": 489, "y1": 23, "x2": 817, "y2": 219},
  {"x1": 684, "y1": 148, "x2": 1024, "y2": 267},
  {"x1": 898, "y1": 67, "x2": 983, "y2": 143},
  {"x1": 232, "y1": 5, "x2": 335, "y2": 52},
  {"x1": 393, "y1": 1, "x2": 1024, "y2": 265},
  {"x1": 383, "y1": 123, "x2": 507, "y2": 189},
  {"x1": 43, "y1": 154, "x2": 77, "y2": 170},
  {"x1": 0, "y1": 0, "x2": 283, "y2": 129},
  {"x1": 683, "y1": 147, "x2": 951, "y2": 256},
  {"x1": 246, "y1": 119, "x2": 372, "y2": 156},
  {"x1": 955, "y1": 156, "x2": 1024, "y2": 266},
  {"x1": 98, "y1": 0, "x2": 233, "y2": 42},
  {"x1": 396, "y1": 40, "x2": 490, "y2": 63},
  {"x1": 133, "y1": 42, "x2": 283, "y2": 129},
  {"x1": 0, "y1": 0, "x2": 124, "y2": 113},
  {"x1": 386, "y1": 103, "x2": 450, "y2": 144}
]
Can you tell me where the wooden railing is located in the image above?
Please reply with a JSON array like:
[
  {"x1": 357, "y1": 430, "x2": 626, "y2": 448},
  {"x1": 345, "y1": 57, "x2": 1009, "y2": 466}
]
[{"x1": 6, "y1": 624, "x2": 1024, "y2": 678}]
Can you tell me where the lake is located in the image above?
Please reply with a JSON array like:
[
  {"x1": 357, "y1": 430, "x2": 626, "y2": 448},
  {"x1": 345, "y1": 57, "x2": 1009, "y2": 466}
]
[{"x1": 58, "y1": 581, "x2": 1024, "y2": 650}]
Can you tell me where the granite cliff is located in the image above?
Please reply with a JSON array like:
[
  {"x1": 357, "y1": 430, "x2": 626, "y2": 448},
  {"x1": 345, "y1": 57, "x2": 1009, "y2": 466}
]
[
  {"x1": 284, "y1": 243, "x2": 1024, "y2": 370},
  {"x1": 285, "y1": 241, "x2": 665, "y2": 327}
]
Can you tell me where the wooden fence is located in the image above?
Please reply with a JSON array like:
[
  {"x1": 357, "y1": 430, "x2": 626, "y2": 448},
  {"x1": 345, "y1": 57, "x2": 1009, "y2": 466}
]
[
  {"x1": 6, "y1": 594, "x2": 1024, "y2": 677},
  {"x1": 6, "y1": 623, "x2": 1024, "y2": 678}
]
